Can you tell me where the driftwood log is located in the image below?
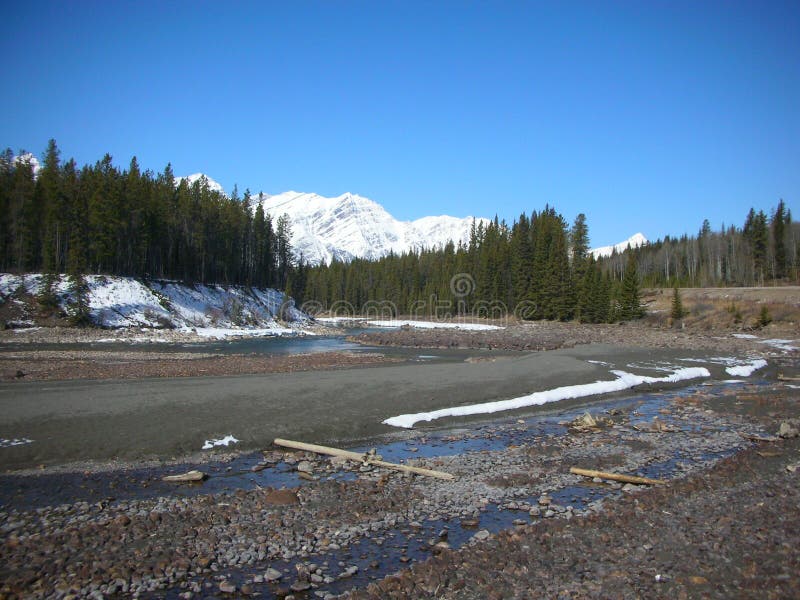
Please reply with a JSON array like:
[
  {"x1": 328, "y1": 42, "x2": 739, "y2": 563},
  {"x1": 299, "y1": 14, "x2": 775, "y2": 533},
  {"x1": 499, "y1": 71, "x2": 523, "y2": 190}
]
[
  {"x1": 162, "y1": 470, "x2": 207, "y2": 482},
  {"x1": 570, "y1": 467, "x2": 665, "y2": 486},
  {"x1": 274, "y1": 438, "x2": 455, "y2": 481}
]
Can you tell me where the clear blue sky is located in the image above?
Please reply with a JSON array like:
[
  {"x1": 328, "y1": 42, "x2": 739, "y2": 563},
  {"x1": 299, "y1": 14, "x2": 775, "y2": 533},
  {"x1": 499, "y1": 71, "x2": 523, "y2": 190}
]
[{"x1": 2, "y1": 1, "x2": 798, "y2": 247}]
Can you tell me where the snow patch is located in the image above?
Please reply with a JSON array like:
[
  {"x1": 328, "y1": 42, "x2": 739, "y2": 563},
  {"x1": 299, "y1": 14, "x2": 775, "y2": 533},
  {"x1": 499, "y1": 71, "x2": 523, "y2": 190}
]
[
  {"x1": 725, "y1": 359, "x2": 768, "y2": 377},
  {"x1": 367, "y1": 320, "x2": 503, "y2": 331},
  {"x1": 188, "y1": 326, "x2": 295, "y2": 340},
  {"x1": 202, "y1": 435, "x2": 239, "y2": 450},
  {"x1": 383, "y1": 366, "x2": 711, "y2": 429},
  {"x1": 0, "y1": 437, "x2": 34, "y2": 448},
  {"x1": 0, "y1": 273, "x2": 308, "y2": 334},
  {"x1": 760, "y1": 339, "x2": 797, "y2": 352},
  {"x1": 732, "y1": 333, "x2": 759, "y2": 339}
]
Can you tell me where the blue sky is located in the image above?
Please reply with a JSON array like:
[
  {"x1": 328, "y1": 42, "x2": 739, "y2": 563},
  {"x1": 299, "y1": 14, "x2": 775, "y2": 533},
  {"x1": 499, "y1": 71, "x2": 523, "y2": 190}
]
[{"x1": 2, "y1": 1, "x2": 798, "y2": 247}]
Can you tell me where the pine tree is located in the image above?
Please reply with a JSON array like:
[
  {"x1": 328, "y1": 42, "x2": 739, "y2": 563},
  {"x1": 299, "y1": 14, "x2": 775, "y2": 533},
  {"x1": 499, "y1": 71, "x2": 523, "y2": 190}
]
[
  {"x1": 670, "y1": 285, "x2": 685, "y2": 322},
  {"x1": 772, "y1": 200, "x2": 787, "y2": 279},
  {"x1": 618, "y1": 252, "x2": 644, "y2": 320}
]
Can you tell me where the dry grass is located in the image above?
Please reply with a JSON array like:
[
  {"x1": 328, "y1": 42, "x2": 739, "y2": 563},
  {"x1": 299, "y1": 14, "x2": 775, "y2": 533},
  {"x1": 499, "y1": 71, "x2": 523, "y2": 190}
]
[{"x1": 643, "y1": 286, "x2": 800, "y2": 332}]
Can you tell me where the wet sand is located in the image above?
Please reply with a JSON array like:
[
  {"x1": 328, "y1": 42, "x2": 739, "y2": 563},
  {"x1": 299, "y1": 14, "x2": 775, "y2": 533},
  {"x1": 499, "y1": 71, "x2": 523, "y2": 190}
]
[{"x1": 0, "y1": 344, "x2": 752, "y2": 472}]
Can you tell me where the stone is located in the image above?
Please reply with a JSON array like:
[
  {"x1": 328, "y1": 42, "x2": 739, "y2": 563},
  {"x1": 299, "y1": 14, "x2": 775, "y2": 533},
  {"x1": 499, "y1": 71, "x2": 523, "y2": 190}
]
[
  {"x1": 473, "y1": 529, "x2": 491, "y2": 541},
  {"x1": 290, "y1": 581, "x2": 311, "y2": 592},
  {"x1": 264, "y1": 568, "x2": 283, "y2": 582},
  {"x1": 778, "y1": 421, "x2": 799, "y2": 439},
  {"x1": 219, "y1": 581, "x2": 236, "y2": 594},
  {"x1": 264, "y1": 489, "x2": 300, "y2": 505},
  {"x1": 297, "y1": 461, "x2": 314, "y2": 474}
]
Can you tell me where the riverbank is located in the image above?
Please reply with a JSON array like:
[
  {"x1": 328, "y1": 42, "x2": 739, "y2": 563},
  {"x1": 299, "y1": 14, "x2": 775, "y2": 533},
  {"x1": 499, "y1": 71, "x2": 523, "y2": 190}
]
[
  {"x1": 0, "y1": 342, "x2": 777, "y2": 472},
  {"x1": 1, "y1": 380, "x2": 797, "y2": 599},
  {"x1": 0, "y1": 320, "x2": 798, "y2": 598}
]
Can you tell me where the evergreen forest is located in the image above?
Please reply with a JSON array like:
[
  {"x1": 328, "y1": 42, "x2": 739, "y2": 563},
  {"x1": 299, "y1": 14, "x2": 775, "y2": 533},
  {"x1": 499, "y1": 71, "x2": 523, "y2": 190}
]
[{"x1": 2, "y1": 141, "x2": 796, "y2": 324}]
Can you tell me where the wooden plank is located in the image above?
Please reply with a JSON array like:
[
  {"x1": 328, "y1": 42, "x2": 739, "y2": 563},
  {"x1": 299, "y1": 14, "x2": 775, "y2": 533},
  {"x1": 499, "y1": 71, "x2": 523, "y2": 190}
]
[
  {"x1": 274, "y1": 438, "x2": 455, "y2": 481},
  {"x1": 570, "y1": 466, "x2": 665, "y2": 486}
]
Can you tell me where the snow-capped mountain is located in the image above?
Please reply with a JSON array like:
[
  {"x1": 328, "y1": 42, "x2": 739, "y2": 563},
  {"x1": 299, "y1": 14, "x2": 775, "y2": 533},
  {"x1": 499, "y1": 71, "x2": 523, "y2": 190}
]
[
  {"x1": 256, "y1": 191, "x2": 489, "y2": 265},
  {"x1": 174, "y1": 173, "x2": 225, "y2": 194},
  {"x1": 590, "y1": 233, "x2": 648, "y2": 259},
  {"x1": 12, "y1": 152, "x2": 41, "y2": 176}
]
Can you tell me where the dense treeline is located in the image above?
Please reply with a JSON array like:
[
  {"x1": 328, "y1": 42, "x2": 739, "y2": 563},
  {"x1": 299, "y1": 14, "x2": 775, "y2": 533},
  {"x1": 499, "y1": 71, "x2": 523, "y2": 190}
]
[
  {"x1": 0, "y1": 140, "x2": 302, "y2": 295},
  {"x1": 304, "y1": 209, "x2": 643, "y2": 322},
  {"x1": 3, "y1": 140, "x2": 794, "y2": 325},
  {"x1": 600, "y1": 202, "x2": 798, "y2": 288}
]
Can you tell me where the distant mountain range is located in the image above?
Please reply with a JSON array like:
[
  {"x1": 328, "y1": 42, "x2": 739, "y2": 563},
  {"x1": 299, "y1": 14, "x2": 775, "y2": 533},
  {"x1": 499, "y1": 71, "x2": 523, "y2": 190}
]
[
  {"x1": 255, "y1": 191, "x2": 488, "y2": 265},
  {"x1": 179, "y1": 174, "x2": 646, "y2": 265}
]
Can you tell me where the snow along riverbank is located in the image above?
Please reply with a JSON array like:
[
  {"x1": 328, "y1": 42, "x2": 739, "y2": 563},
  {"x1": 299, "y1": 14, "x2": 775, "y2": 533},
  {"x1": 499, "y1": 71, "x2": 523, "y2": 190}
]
[{"x1": 0, "y1": 273, "x2": 308, "y2": 337}]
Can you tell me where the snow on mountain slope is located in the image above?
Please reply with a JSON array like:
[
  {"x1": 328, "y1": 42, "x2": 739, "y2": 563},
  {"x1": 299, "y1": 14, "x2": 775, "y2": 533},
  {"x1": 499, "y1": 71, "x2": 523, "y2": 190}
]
[
  {"x1": 257, "y1": 191, "x2": 488, "y2": 265},
  {"x1": 590, "y1": 233, "x2": 648, "y2": 259},
  {"x1": 174, "y1": 173, "x2": 225, "y2": 194}
]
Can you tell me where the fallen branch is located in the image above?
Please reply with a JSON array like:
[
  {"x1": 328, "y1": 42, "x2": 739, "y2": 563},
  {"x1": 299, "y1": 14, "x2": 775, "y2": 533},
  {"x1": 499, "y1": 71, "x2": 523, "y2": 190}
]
[
  {"x1": 570, "y1": 467, "x2": 665, "y2": 486},
  {"x1": 162, "y1": 470, "x2": 206, "y2": 483},
  {"x1": 778, "y1": 374, "x2": 800, "y2": 382},
  {"x1": 274, "y1": 438, "x2": 455, "y2": 481}
]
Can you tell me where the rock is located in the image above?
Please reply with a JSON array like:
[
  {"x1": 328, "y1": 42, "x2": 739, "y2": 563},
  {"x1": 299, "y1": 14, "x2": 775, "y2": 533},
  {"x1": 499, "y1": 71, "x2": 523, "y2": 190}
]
[
  {"x1": 473, "y1": 529, "x2": 491, "y2": 541},
  {"x1": 113, "y1": 514, "x2": 132, "y2": 527},
  {"x1": 538, "y1": 495, "x2": 551, "y2": 506},
  {"x1": 264, "y1": 489, "x2": 300, "y2": 505},
  {"x1": 264, "y1": 568, "x2": 283, "y2": 582},
  {"x1": 162, "y1": 470, "x2": 206, "y2": 483},
  {"x1": 297, "y1": 461, "x2": 314, "y2": 474},
  {"x1": 529, "y1": 506, "x2": 541, "y2": 517},
  {"x1": 290, "y1": 581, "x2": 311, "y2": 592},
  {"x1": 219, "y1": 580, "x2": 236, "y2": 594},
  {"x1": 241, "y1": 583, "x2": 254, "y2": 595},
  {"x1": 339, "y1": 565, "x2": 359, "y2": 578},
  {"x1": 778, "y1": 421, "x2": 800, "y2": 439}
]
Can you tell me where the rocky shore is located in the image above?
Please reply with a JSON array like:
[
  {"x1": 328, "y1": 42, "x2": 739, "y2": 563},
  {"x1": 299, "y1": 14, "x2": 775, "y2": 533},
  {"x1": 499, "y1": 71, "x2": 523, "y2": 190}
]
[{"x1": 2, "y1": 378, "x2": 798, "y2": 599}]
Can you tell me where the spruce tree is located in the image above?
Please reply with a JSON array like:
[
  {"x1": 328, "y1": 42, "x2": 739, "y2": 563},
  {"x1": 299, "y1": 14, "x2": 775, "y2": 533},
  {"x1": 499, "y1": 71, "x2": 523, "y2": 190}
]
[
  {"x1": 670, "y1": 285, "x2": 685, "y2": 322},
  {"x1": 772, "y1": 200, "x2": 787, "y2": 279},
  {"x1": 618, "y1": 252, "x2": 644, "y2": 320}
]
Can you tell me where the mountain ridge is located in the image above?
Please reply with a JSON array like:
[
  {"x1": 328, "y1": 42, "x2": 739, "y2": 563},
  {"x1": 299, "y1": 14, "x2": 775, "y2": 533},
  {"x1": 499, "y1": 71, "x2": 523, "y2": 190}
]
[{"x1": 177, "y1": 172, "x2": 645, "y2": 265}]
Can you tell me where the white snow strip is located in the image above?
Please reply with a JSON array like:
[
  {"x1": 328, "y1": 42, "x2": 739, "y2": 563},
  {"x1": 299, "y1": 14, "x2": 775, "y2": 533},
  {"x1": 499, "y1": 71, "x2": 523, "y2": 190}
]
[
  {"x1": 725, "y1": 359, "x2": 768, "y2": 377},
  {"x1": 732, "y1": 333, "x2": 759, "y2": 339},
  {"x1": 383, "y1": 367, "x2": 711, "y2": 429},
  {"x1": 367, "y1": 320, "x2": 503, "y2": 331},
  {"x1": 187, "y1": 326, "x2": 295, "y2": 340},
  {"x1": 760, "y1": 339, "x2": 798, "y2": 352},
  {"x1": 0, "y1": 437, "x2": 34, "y2": 448},
  {"x1": 202, "y1": 435, "x2": 240, "y2": 450}
]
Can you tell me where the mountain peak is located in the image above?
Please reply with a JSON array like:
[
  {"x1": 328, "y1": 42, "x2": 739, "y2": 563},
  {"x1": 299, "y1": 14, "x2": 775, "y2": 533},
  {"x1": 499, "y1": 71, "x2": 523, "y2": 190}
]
[
  {"x1": 175, "y1": 173, "x2": 225, "y2": 194},
  {"x1": 259, "y1": 190, "x2": 488, "y2": 265},
  {"x1": 590, "y1": 233, "x2": 648, "y2": 259}
]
